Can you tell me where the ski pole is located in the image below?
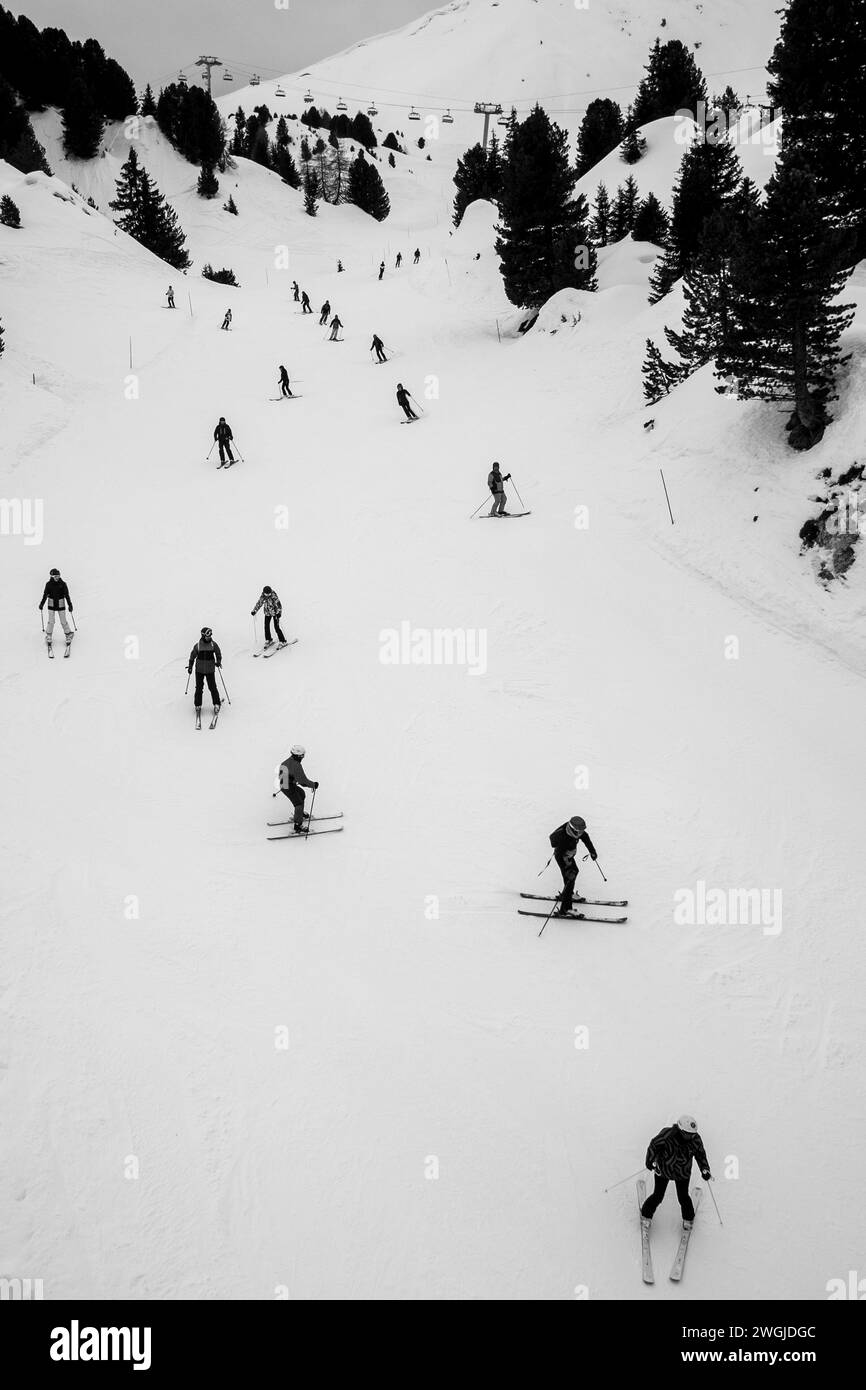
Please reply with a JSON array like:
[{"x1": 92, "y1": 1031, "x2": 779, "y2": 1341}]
[
  {"x1": 252, "y1": 614, "x2": 258, "y2": 647},
  {"x1": 537, "y1": 854, "x2": 554, "y2": 876},
  {"x1": 603, "y1": 1167, "x2": 647, "y2": 1194},
  {"x1": 40, "y1": 611, "x2": 45, "y2": 633},
  {"x1": 185, "y1": 670, "x2": 191, "y2": 696},
  {"x1": 594, "y1": 859, "x2": 608, "y2": 883},
  {"x1": 206, "y1": 442, "x2": 216, "y2": 461},
  {"x1": 217, "y1": 668, "x2": 231, "y2": 705},
  {"x1": 409, "y1": 395, "x2": 425, "y2": 414},
  {"x1": 469, "y1": 494, "x2": 491, "y2": 519},
  {"x1": 507, "y1": 475, "x2": 527, "y2": 510},
  {"x1": 537, "y1": 896, "x2": 560, "y2": 938},
  {"x1": 705, "y1": 1178, "x2": 723, "y2": 1225},
  {"x1": 304, "y1": 784, "x2": 317, "y2": 839},
  {"x1": 71, "y1": 614, "x2": 78, "y2": 631}
]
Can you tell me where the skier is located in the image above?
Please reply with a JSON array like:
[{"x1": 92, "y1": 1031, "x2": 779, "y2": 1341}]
[
  {"x1": 292, "y1": 281, "x2": 300, "y2": 302},
  {"x1": 166, "y1": 285, "x2": 175, "y2": 308},
  {"x1": 187, "y1": 627, "x2": 222, "y2": 718},
  {"x1": 413, "y1": 247, "x2": 420, "y2": 264},
  {"x1": 213, "y1": 417, "x2": 235, "y2": 467},
  {"x1": 641, "y1": 1116, "x2": 712, "y2": 1228},
  {"x1": 395, "y1": 251, "x2": 402, "y2": 269},
  {"x1": 396, "y1": 383, "x2": 417, "y2": 421},
  {"x1": 221, "y1": 308, "x2": 232, "y2": 331},
  {"x1": 277, "y1": 365, "x2": 293, "y2": 398},
  {"x1": 319, "y1": 299, "x2": 331, "y2": 326},
  {"x1": 549, "y1": 815, "x2": 597, "y2": 915},
  {"x1": 277, "y1": 744, "x2": 319, "y2": 833},
  {"x1": 301, "y1": 291, "x2": 312, "y2": 314},
  {"x1": 337, "y1": 259, "x2": 345, "y2": 273},
  {"x1": 328, "y1": 313, "x2": 343, "y2": 341},
  {"x1": 38, "y1": 567, "x2": 74, "y2": 652},
  {"x1": 378, "y1": 261, "x2": 385, "y2": 281},
  {"x1": 487, "y1": 461, "x2": 512, "y2": 516},
  {"x1": 251, "y1": 585, "x2": 287, "y2": 649},
  {"x1": 371, "y1": 333, "x2": 387, "y2": 364}
]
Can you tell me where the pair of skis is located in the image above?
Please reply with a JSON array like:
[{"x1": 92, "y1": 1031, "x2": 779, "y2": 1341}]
[
  {"x1": 195, "y1": 706, "x2": 221, "y2": 730},
  {"x1": 637, "y1": 1179, "x2": 702, "y2": 1283},
  {"x1": 517, "y1": 891, "x2": 628, "y2": 926},
  {"x1": 478, "y1": 511, "x2": 532, "y2": 519},
  {"x1": 253, "y1": 638, "x2": 298, "y2": 659},
  {"x1": 46, "y1": 636, "x2": 73, "y2": 659},
  {"x1": 267, "y1": 812, "x2": 343, "y2": 840}
]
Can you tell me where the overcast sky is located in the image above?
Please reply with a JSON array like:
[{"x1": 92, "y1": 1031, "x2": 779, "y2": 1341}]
[{"x1": 14, "y1": 0, "x2": 436, "y2": 91}]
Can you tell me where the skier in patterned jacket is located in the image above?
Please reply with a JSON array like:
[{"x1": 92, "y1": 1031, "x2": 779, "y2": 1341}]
[
  {"x1": 251, "y1": 586, "x2": 287, "y2": 649},
  {"x1": 640, "y1": 1115, "x2": 712, "y2": 1226},
  {"x1": 39, "y1": 568, "x2": 74, "y2": 650}
]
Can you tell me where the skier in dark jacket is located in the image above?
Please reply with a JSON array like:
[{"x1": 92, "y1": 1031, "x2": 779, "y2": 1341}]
[
  {"x1": 328, "y1": 314, "x2": 343, "y2": 341},
  {"x1": 641, "y1": 1116, "x2": 712, "y2": 1226},
  {"x1": 278, "y1": 365, "x2": 293, "y2": 398},
  {"x1": 221, "y1": 308, "x2": 232, "y2": 331},
  {"x1": 413, "y1": 247, "x2": 420, "y2": 264},
  {"x1": 319, "y1": 299, "x2": 331, "y2": 326},
  {"x1": 188, "y1": 628, "x2": 222, "y2": 713},
  {"x1": 396, "y1": 383, "x2": 416, "y2": 420},
  {"x1": 166, "y1": 285, "x2": 175, "y2": 308},
  {"x1": 292, "y1": 281, "x2": 300, "y2": 302},
  {"x1": 371, "y1": 333, "x2": 387, "y2": 363},
  {"x1": 277, "y1": 744, "x2": 319, "y2": 832},
  {"x1": 39, "y1": 568, "x2": 74, "y2": 648},
  {"x1": 251, "y1": 585, "x2": 287, "y2": 648},
  {"x1": 549, "y1": 815, "x2": 597, "y2": 915},
  {"x1": 487, "y1": 461, "x2": 511, "y2": 516},
  {"x1": 395, "y1": 251, "x2": 402, "y2": 269},
  {"x1": 301, "y1": 291, "x2": 312, "y2": 314},
  {"x1": 214, "y1": 417, "x2": 235, "y2": 467},
  {"x1": 378, "y1": 261, "x2": 385, "y2": 281}
]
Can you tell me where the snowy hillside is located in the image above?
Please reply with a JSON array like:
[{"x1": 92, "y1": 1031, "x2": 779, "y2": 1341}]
[{"x1": 2, "y1": 0, "x2": 865, "y2": 1305}]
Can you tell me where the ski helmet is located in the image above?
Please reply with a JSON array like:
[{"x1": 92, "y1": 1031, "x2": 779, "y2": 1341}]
[
  {"x1": 677, "y1": 1114, "x2": 699, "y2": 1135},
  {"x1": 49, "y1": 567, "x2": 60, "y2": 576},
  {"x1": 201, "y1": 627, "x2": 213, "y2": 639},
  {"x1": 263, "y1": 585, "x2": 272, "y2": 594},
  {"x1": 290, "y1": 743, "x2": 306, "y2": 758},
  {"x1": 567, "y1": 815, "x2": 587, "y2": 837}
]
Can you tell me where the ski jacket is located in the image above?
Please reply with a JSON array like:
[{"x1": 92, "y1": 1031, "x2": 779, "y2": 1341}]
[
  {"x1": 396, "y1": 387, "x2": 410, "y2": 406},
  {"x1": 371, "y1": 336, "x2": 383, "y2": 351},
  {"x1": 646, "y1": 1126, "x2": 711, "y2": 1182},
  {"x1": 331, "y1": 316, "x2": 342, "y2": 328},
  {"x1": 39, "y1": 579, "x2": 72, "y2": 611},
  {"x1": 321, "y1": 302, "x2": 330, "y2": 315},
  {"x1": 301, "y1": 293, "x2": 310, "y2": 306},
  {"x1": 488, "y1": 469, "x2": 505, "y2": 494},
  {"x1": 279, "y1": 755, "x2": 315, "y2": 792},
  {"x1": 252, "y1": 589, "x2": 282, "y2": 618},
  {"x1": 214, "y1": 421, "x2": 233, "y2": 443},
  {"x1": 549, "y1": 821, "x2": 597, "y2": 861},
  {"x1": 279, "y1": 368, "x2": 289, "y2": 383},
  {"x1": 188, "y1": 638, "x2": 222, "y2": 674}
]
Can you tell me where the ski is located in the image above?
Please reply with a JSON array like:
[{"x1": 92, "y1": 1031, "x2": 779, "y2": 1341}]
[
  {"x1": 253, "y1": 642, "x2": 275, "y2": 657},
  {"x1": 478, "y1": 511, "x2": 532, "y2": 518},
  {"x1": 520, "y1": 892, "x2": 629, "y2": 908},
  {"x1": 270, "y1": 395, "x2": 302, "y2": 401},
  {"x1": 209, "y1": 706, "x2": 221, "y2": 730},
  {"x1": 195, "y1": 710, "x2": 202, "y2": 730},
  {"x1": 264, "y1": 639, "x2": 298, "y2": 658},
  {"x1": 268, "y1": 826, "x2": 344, "y2": 841},
  {"x1": 517, "y1": 908, "x2": 627, "y2": 924},
  {"x1": 267, "y1": 813, "x2": 344, "y2": 826},
  {"x1": 637, "y1": 1179, "x2": 654, "y2": 1285},
  {"x1": 669, "y1": 1191, "x2": 702, "y2": 1282}
]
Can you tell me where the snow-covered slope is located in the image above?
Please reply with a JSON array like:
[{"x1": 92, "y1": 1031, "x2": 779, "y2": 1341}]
[{"x1": 2, "y1": 0, "x2": 865, "y2": 1304}]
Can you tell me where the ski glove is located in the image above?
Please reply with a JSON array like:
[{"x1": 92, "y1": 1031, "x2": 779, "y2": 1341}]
[
  {"x1": 701, "y1": 1171, "x2": 712, "y2": 1181},
  {"x1": 312, "y1": 782, "x2": 319, "y2": 790}
]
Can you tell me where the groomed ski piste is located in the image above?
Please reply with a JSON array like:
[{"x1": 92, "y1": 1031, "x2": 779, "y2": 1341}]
[{"x1": 2, "y1": 0, "x2": 866, "y2": 1301}]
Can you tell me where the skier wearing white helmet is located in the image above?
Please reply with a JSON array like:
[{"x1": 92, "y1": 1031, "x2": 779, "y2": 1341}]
[
  {"x1": 641, "y1": 1116, "x2": 713, "y2": 1227},
  {"x1": 548, "y1": 815, "x2": 597, "y2": 915},
  {"x1": 277, "y1": 744, "x2": 319, "y2": 832}
]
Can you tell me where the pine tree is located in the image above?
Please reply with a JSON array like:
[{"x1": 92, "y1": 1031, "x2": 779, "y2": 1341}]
[
  {"x1": 300, "y1": 135, "x2": 311, "y2": 163},
  {"x1": 452, "y1": 140, "x2": 502, "y2": 226},
  {"x1": 620, "y1": 119, "x2": 647, "y2": 165},
  {"x1": 642, "y1": 338, "x2": 683, "y2": 403},
  {"x1": 62, "y1": 73, "x2": 103, "y2": 158},
  {"x1": 347, "y1": 152, "x2": 390, "y2": 220},
  {"x1": 648, "y1": 136, "x2": 742, "y2": 301},
  {"x1": 663, "y1": 209, "x2": 742, "y2": 373},
  {"x1": 0, "y1": 76, "x2": 51, "y2": 173},
  {"x1": 575, "y1": 98, "x2": 624, "y2": 177},
  {"x1": 632, "y1": 192, "x2": 669, "y2": 244},
  {"x1": 109, "y1": 146, "x2": 190, "y2": 268},
  {"x1": 140, "y1": 84, "x2": 157, "y2": 117},
  {"x1": 767, "y1": 0, "x2": 866, "y2": 261},
  {"x1": 0, "y1": 315, "x2": 4, "y2": 358},
  {"x1": 302, "y1": 165, "x2": 319, "y2": 216},
  {"x1": 275, "y1": 146, "x2": 300, "y2": 187},
  {"x1": 383, "y1": 132, "x2": 401, "y2": 152},
  {"x1": 223, "y1": 194, "x2": 238, "y2": 215},
  {"x1": 0, "y1": 194, "x2": 21, "y2": 227},
  {"x1": 611, "y1": 176, "x2": 640, "y2": 240},
  {"x1": 713, "y1": 86, "x2": 740, "y2": 119},
  {"x1": 590, "y1": 183, "x2": 612, "y2": 246},
  {"x1": 632, "y1": 38, "x2": 708, "y2": 124},
  {"x1": 197, "y1": 161, "x2": 219, "y2": 198},
  {"x1": 716, "y1": 153, "x2": 856, "y2": 449},
  {"x1": 496, "y1": 105, "x2": 596, "y2": 307},
  {"x1": 275, "y1": 115, "x2": 289, "y2": 149},
  {"x1": 231, "y1": 109, "x2": 247, "y2": 157},
  {"x1": 249, "y1": 126, "x2": 270, "y2": 167},
  {"x1": 388, "y1": 152, "x2": 395, "y2": 168},
  {"x1": 351, "y1": 111, "x2": 377, "y2": 150}
]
